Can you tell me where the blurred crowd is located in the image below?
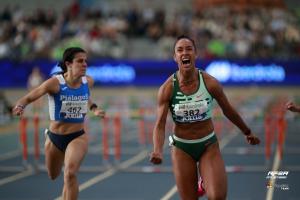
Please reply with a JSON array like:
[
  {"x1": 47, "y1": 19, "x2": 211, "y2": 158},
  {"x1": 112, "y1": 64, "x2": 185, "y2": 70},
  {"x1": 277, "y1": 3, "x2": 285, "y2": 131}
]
[{"x1": 0, "y1": 1, "x2": 299, "y2": 60}]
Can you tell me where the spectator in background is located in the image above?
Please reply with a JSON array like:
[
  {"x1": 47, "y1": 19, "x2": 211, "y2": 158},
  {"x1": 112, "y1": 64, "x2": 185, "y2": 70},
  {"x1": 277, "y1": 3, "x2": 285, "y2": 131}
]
[
  {"x1": 0, "y1": 91, "x2": 13, "y2": 123},
  {"x1": 27, "y1": 66, "x2": 44, "y2": 90},
  {"x1": 27, "y1": 66, "x2": 45, "y2": 114},
  {"x1": 0, "y1": 1, "x2": 300, "y2": 60}
]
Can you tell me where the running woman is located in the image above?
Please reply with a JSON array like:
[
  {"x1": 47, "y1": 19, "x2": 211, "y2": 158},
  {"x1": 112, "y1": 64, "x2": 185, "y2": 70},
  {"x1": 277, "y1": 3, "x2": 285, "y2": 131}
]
[
  {"x1": 13, "y1": 47, "x2": 105, "y2": 200},
  {"x1": 150, "y1": 35, "x2": 260, "y2": 200}
]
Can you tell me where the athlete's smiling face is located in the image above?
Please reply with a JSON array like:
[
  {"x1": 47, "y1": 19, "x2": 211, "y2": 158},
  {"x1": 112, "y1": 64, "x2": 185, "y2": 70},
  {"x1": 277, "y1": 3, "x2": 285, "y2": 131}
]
[
  {"x1": 173, "y1": 38, "x2": 197, "y2": 71},
  {"x1": 67, "y1": 52, "x2": 88, "y2": 77}
]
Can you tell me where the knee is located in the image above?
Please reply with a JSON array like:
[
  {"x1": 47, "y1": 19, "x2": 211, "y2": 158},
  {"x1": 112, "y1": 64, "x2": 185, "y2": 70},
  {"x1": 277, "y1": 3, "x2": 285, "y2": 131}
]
[{"x1": 64, "y1": 165, "x2": 77, "y2": 184}]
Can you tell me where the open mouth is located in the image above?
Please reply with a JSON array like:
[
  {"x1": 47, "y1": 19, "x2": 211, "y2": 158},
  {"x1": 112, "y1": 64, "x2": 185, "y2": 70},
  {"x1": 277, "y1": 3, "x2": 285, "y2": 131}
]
[{"x1": 182, "y1": 58, "x2": 191, "y2": 65}]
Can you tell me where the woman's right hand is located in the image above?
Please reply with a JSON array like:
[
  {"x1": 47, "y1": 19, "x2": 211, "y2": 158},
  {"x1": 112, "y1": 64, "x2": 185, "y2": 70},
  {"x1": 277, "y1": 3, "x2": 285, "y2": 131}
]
[{"x1": 149, "y1": 152, "x2": 163, "y2": 164}]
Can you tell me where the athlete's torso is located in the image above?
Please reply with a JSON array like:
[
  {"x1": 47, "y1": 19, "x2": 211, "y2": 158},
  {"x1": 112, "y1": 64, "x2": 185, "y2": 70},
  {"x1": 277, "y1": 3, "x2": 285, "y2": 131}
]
[
  {"x1": 169, "y1": 70, "x2": 214, "y2": 124},
  {"x1": 48, "y1": 74, "x2": 90, "y2": 123}
]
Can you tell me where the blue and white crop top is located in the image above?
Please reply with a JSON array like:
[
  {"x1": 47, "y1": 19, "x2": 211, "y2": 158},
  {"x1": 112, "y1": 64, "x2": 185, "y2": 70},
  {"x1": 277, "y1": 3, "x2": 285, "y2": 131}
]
[{"x1": 48, "y1": 74, "x2": 90, "y2": 123}]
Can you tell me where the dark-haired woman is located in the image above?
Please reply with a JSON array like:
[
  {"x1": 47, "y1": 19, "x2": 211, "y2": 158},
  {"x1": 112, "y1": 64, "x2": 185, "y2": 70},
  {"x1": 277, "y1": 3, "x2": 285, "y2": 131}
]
[
  {"x1": 13, "y1": 47, "x2": 105, "y2": 200},
  {"x1": 150, "y1": 36, "x2": 260, "y2": 200}
]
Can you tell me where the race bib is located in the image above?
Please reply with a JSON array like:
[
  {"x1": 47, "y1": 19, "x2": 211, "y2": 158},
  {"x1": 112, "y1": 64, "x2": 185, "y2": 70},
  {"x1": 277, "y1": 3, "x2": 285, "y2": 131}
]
[
  {"x1": 60, "y1": 100, "x2": 88, "y2": 118},
  {"x1": 174, "y1": 101, "x2": 208, "y2": 117}
]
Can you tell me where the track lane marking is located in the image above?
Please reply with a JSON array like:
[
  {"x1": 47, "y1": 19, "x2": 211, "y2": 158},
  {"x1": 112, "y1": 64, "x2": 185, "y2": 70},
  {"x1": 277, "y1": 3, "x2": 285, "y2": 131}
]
[
  {"x1": 265, "y1": 148, "x2": 281, "y2": 200},
  {"x1": 0, "y1": 166, "x2": 34, "y2": 186},
  {"x1": 53, "y1": 150, "x2": 148, "y2": 200}
]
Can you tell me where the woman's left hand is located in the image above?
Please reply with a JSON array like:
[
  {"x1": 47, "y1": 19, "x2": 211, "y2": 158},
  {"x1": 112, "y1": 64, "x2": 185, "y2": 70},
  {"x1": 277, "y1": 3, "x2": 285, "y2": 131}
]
[
  {"x1": 93, "y1": 108, "x2": 105, "y2": 118},
  {"x1": 245, "y1": 134, "x2": 260, "y2": 145}
]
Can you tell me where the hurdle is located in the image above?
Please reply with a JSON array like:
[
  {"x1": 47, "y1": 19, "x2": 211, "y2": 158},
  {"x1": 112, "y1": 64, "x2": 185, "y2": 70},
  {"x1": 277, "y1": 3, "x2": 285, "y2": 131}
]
[
  {"x1": 101, "y1": 113, "x2": 123, "y2": 164},
  {"x1": 137, "y1": 107, "x2": 158, "y2": 147},
  {"x1": 114, "y1": 113, "x2": 121, "y2": 162},
  {"x1": 19, "y1": 117, "x2": 28, "y2": 167},
  {"x1": 33, "y1": 115, "x2": 40, "y2": 164},
  {"x1": 264, "y1": 99, "x2": 288, "y2": 167},
  {"x1": 18, "y1": 114, "x2": 40, "y2": 170},
  {"x1": 101, "y1": 116, "x2": 110, "y2": 163},
  {"x1": 17, "y1": 110, "x2": 146, "y2": 171},
  {"x1": 138, "y1": 108, "x2": 146, "y2": 147}
]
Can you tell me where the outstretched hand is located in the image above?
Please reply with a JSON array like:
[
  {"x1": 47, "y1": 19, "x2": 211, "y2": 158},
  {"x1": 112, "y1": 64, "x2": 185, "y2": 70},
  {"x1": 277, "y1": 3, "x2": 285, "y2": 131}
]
[
  {"x1": 12, "y1": 105, "x2": 25, "y2": 116},
  {"x1": 93, "y1": 108, "x2": 105, "y2": 118},
  {"x1": 245, "y1": 133, "x2": 260, "y2": 145},
  {"x1": 149, "y1": 152, "x2": 163, "y2": 165},
  {"x1": 286, "y1": 101, "x2": 300, "y2": 113}
]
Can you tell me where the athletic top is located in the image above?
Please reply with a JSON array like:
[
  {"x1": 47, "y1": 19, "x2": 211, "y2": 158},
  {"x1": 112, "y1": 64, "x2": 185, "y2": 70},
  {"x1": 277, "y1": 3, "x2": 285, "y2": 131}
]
[
  {"x1": 169, "y1": 70, "x2": 214, "y2": 123},
  {"x1": 48, "y1": 74, "x2": 90, "y2": 123}
]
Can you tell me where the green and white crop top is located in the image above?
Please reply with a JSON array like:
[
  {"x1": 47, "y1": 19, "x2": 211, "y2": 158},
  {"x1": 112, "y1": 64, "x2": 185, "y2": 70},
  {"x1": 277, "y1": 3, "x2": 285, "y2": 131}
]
[{"x1": 169, "y1": 70, "x2": 214, "y2": 123}]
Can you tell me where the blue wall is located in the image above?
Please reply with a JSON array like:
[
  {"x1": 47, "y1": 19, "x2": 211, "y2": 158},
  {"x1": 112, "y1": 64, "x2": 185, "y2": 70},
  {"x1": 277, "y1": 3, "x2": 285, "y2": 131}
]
[{"x1": 0, "y1": 59, "x2": 299, "y2": 88}]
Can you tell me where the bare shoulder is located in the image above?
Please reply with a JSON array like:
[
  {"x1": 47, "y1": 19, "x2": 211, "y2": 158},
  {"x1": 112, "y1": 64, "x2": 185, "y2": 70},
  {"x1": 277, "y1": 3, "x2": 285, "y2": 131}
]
[
  {"x1": 85, "y1": 75, "x2": 94, "y2": 87},
  {"x1": 43, "y1": 76, "x2": 60, "y2": 94},
  {"x1": 201, "y1": 71, "x2": 223, "y2": 96},
  {"x1": 44, "y1": 76, "x2": 60, "y2": 86},
  {"x1": 158, "y1": 75, "x2": 173, "y2": 102}
]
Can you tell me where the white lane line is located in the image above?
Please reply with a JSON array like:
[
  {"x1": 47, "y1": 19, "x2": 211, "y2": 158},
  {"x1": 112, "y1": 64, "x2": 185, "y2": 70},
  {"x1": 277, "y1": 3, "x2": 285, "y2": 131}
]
[
  {"x1": 0, "y1": 166, "x2": 34, "y2": 186},
  {"x1": 0, "y1": 150, "x2": 21, "y2": 161},
  {"x1": 53, "y1": 150, "x2": 148, "y2": 200},
  {"x1": 161, "y1": 185, "x2": 177, "y2": 200},
  {"x1": 219, "y1": 131, "x2": 238, "y2": 149},
  {"x1": 265, "y1": 148, "x2": 281, "y2": 200},
  {"x1": 160, "y1": 131, "x2": 239, "y2": 200},
  {"x1": 0, "y1": 166, "x2": 25, "y2": 172}
]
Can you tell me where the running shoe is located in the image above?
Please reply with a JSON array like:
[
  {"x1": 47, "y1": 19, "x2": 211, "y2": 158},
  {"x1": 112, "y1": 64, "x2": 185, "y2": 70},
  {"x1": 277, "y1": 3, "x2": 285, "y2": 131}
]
[{"x1": 197, "y1": 177, "x2": 205, "y2": 197}]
